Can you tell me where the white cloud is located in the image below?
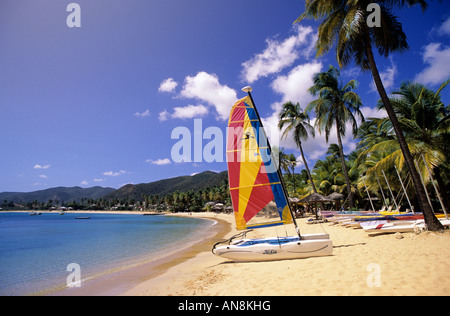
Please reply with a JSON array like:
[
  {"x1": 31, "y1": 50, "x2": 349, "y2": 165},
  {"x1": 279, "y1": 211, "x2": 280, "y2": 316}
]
[
  {"x1": 159, "y1": 104, "x2": 209, "y2": 121},
  {"x1": 267, "y1": 61, "x2": 373, "y2": 165},
  {"x1": 159, "y1": 110, "x2": 169, "y2": 122},
  {"x1": 38, "y1": 175, "x2": 47, "y2": 179},
  {"x1": 241, "y1": 25, "x2": 315, "y2": 83},
  {"x1": 103, "y1": 170, "x2": 127, "y2": 177},
  {"x1": 415, "y1": 42, "x2": 450, "y2": 86},
  {"x1": 172, "y1": 104, "x2": 208, "y2": 119},
  {"x1": 80, "y1": 180, "x2": 88, "y2": 186},
  {"x1": 370, "y1": 58, "x2": 397, "y2": 93},
  {"x1": 271, "y1": 61, "x2": 323, "y2": 105},
  {"x1": 146, "y1": 158, "x2": 171, "y2": 165},
  {"x1": 93, "y1": 178, "x2": 105, "y2": 182},
  {"x1": 341, "y1": 66, "x2": 362, "y2": 79},
  {"x1": 259, "y1": 62, "x2": 322, "y2": 155},
  {"x1": 180, "y1": 71, "x2": 237, "y2": 120},
  {"x1": 134, "y1": 109, "x2": 151, "y2": 118},
  {"x1": 34, "y1": 164, "x2": 50, "y2": 169},
  {"x1": 437, "y1": 17, "x2": 450, "y2": 36},
  {"x1": 158, "y1": 78, "x2": 178, "y2": 93}
]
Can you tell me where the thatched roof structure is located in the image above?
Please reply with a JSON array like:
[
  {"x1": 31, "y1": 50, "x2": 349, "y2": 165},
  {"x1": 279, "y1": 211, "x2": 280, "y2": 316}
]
[
  {"x1": 326, "y1": 192, "x2": 345, "y2": 201},
  {"x1": 299, "y1": 193, "x2": 332, "y2": 203}
]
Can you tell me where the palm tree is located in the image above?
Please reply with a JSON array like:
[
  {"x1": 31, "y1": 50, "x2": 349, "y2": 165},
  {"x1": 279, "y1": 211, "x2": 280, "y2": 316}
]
[
  {"x1": 279, "y1": 101, "x2": 317, "y2": 193},
  {"x1": 377, "y1": 80, "x2": 450, "y2": 210},
  {"x1": 295, "y1": 0, "x2": 443, "y2": 230},
  {"x1": 306, "y1": 65, "x2": 364, "y2": 208},
  {"x1": 279, "y1": 148, "x2": 298, "y2": 195}
]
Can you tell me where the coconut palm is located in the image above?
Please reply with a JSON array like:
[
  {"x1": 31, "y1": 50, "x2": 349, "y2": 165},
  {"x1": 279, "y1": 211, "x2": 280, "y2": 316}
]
[
  {"x1": 306, "y1": 65, "x2": 364, "y2": 207},
  {"x1": 377, "y1": 80, "x2": 450, "y2": 209},
  {"x1": 295, "y1": 0, "x2": 443, "y2": 230},
  {"x1": 279, "y1": 101, "x2": 317, "y2": 193},
  {"x1": 355, "y1": 80, "x2": 450, "y2": 212}
]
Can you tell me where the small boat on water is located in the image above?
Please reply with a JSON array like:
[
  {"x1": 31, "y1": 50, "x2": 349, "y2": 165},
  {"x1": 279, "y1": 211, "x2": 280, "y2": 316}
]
[
  {"x1": 29, "y1": 212, "x2": 41, "y2": 216},
  {"x1": 212, "y1": 90, "x2": 333, "y2": 262},
  {"x1": 75, "y1": 217, "x2": 91, "y2": 220}
]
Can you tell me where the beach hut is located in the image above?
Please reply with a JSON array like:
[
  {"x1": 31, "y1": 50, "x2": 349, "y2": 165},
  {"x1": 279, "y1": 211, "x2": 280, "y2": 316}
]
[
  {"x1": 327, "y1": 192, "x2": 344, "y2": 201},
  {"x1": 299, "y1": 193, "x2": 332, "y2": 203},
  {"x1": 299, "y1": 193, "x2": 333, "y2": 219},
  {"x1": 327, "y1": 192, "x2": 344, "y2": 211}
]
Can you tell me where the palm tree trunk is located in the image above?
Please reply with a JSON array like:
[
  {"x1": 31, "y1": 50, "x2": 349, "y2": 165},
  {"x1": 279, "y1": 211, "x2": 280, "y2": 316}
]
[
  {"x1": 298, "y1": 141, "x2": 317, "y2": 193},
  {"x1": 365, "y1": 39, "x2": 443, "y2": 230},
  {"x1": 336, "y1": 119, "x2": 354, "y2": 208}
]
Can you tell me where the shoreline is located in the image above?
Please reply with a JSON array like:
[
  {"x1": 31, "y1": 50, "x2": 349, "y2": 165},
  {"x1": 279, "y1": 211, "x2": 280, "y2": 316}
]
[
  {"x1": 120, "y1": 212, "x2": 237, "y2": 296},
  {"x1": 122, "y1": 213, "x2": 450, "y2": 296},
  {"x1": 0, "y1": 210, "x2": 167, "y2": 215},
  {"x1": 46, "y1": 212, "x2": 232, "y2": 296},
  {"x1": 6, "y1": 210, "x2": 449, "y2": 296}
]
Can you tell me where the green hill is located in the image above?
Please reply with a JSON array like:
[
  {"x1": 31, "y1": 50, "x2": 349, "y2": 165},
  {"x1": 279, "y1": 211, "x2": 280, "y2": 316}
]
[
  {"x1": 103, "y1": 170, "x2": 228, "y2": 201},
  {"x1": 0, "y1": 186, "x2": 115, "y2": 204},
  {"x1": 0, "y1": 171, "x2": 229, "y2": 208}
]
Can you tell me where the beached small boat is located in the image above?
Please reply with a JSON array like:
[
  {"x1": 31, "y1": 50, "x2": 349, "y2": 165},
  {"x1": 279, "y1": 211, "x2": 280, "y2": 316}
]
[
  {"x1": 212, "y1": 89, "x2": 332, "y2": 262},
  {"x1": 362, "y1": 218, "x2": 450, "y2": 234},
  {"x1": 213, "y1": 233, "x2": 332, "y2": 262}
]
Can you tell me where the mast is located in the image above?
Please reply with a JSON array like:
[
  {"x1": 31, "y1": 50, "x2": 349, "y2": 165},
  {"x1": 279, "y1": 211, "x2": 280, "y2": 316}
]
[
  {"x1": 382, "y1": 169, "x2": 399, "y2": 211},
  {"x1": 414, "y1": 159, "x2": 434, "y2": 213},
  {"x1": 362, "y1": 177, "x2": 375, "y2": 212},
  {"x1": 394, "y1": 166, "x2": 413, "y2": 213},
  {"x1": 242, "y1": 86, "x2": 302, "y2": 239},
  {"x1": 375, "y1": 173, "x2": 389, "y2": 209},
  {"x1": 421, "y1": 154, "x2": 448, "y2": 219}
]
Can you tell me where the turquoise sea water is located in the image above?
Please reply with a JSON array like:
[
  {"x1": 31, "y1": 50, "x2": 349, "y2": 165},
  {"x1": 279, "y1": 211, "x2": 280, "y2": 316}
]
[{"x1": 0, "y1": 212, "x2": 213, "y2": 296}]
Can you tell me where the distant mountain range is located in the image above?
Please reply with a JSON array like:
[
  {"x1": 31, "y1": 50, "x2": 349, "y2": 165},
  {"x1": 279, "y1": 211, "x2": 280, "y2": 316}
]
[
  {"x1": 0, "y1": 171, "x2": 228, "y2": 204},
  {"x1": 103, "y1": 170, "x2": 228, "y2": 201},
  {"x1": 0, "y1": 186, "x2": 116, "y2": 204}
]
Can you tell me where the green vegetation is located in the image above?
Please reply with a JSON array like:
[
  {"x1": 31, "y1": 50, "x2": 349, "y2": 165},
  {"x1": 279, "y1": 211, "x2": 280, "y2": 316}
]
[
  {"x1": 294, "y1": 0, "x2": 446, "y2": 230},
  {"x1": 278, "y1": 79, "x2": 449, "y2": 227},
  {"x1": 0, "y1": 171, "x2": 230, "y2": 212}
]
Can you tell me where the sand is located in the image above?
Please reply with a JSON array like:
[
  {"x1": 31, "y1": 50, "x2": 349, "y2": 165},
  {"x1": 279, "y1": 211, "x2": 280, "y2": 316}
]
[{"x1": 121, "y1": 212, "x2": 450, "y2": 296}]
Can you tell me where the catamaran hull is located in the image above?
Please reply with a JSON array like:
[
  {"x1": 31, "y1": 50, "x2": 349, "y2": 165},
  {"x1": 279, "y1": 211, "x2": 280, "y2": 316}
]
[{"x1": 214, "y1": 233, "x2": 333, "y2": 262}]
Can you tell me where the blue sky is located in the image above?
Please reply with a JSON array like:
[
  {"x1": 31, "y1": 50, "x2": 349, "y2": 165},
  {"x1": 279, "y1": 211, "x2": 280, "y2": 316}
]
[{"x1": 1, "y1": 0, "x2": 449, "y2": 193}]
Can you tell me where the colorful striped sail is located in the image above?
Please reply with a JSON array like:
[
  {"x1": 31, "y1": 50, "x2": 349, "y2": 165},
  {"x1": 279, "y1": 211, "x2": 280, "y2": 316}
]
[{"x1": 226, "y1": 96, "x2": 293, "y2": 230}]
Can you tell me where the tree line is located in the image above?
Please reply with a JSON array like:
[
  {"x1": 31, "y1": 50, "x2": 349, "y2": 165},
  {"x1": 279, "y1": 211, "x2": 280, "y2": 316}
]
[
  {"x1": 1, "y1": 181, "x2": 231, "y2": 212},
  {"x1": 279, "y1": 0, "x2": 449, "y2": 231}
]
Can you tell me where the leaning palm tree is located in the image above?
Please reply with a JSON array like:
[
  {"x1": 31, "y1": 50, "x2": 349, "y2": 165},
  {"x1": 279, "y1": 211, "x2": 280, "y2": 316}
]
[
  {"x1": 279, "y1": 101, "x2": 317, "y2": 193},
  {"x1": 295, "y1": 0, "x2": 443, "y2": 230},
  {"x1": 307, "y1": 65, "x2": 364, "y2": 208}
]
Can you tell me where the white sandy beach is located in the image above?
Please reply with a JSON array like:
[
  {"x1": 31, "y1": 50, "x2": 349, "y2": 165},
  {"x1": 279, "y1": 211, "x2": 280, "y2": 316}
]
[{"x1": 122, "y1": 212, "x2": 450, "y2": 296}]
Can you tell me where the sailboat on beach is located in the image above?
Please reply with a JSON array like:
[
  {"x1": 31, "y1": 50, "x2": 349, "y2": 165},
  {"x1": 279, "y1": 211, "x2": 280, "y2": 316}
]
[{"x1": 212, "y1": 87, "x2": 333, "y2": 262}]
